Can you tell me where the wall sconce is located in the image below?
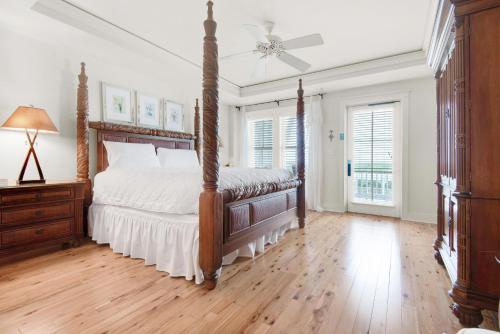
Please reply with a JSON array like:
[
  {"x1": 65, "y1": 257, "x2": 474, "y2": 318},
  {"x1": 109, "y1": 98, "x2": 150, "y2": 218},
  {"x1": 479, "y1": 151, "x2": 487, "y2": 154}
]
[{"x1": 328, "y1": 130, "x2": 334, "y2": 142}]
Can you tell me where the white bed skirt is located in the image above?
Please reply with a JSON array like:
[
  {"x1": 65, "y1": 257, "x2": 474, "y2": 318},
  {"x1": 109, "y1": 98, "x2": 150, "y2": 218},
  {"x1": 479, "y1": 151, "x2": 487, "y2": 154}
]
[{"x1": 88, "y1": 204, "x2": 296, "y2": 284}]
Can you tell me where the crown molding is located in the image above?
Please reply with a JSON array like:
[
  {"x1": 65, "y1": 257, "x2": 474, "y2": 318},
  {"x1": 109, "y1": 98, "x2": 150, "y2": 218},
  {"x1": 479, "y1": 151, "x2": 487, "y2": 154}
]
[
  {"x1": 31, "y1": 0, "x2": 241, "y2": 96},
  {"x1": 240, "y1": 51, "x2": 427, "y2": 97},
  {"x1": 422, "y1": 0, "x2": 440, "y2": 53},
  {"x1": 32, "y1": 0, "x2": 434, "y2": 101},
  {"x1": 426, "y1": 0, "x2": 455, "y2": 76}
]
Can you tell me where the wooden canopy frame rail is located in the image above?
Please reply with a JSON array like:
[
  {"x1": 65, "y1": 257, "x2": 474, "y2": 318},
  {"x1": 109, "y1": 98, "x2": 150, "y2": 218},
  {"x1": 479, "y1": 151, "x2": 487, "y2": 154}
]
[{"x1": 75, "y1": 1, "x2": 306, "y2": 290}]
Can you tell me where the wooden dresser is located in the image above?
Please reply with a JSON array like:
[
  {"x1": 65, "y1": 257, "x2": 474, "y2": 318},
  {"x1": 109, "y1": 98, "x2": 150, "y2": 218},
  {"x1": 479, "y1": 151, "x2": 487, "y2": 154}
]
[
  {"x1": 431, "y1": 0, "x2": 500, "y2": 327},
  {"x1": 0, "y1": 181, "x2": 85, "y2": 263}
]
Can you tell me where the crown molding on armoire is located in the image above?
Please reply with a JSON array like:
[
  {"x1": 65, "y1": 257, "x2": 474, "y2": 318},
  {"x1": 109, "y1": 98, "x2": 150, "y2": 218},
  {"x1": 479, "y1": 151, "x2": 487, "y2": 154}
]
[
  {"x1": 426, "y1": 0, "x2": 456, "y2": 76},
  {"x1": 427, "y1": 0, "x2": 500, "y2": 76}
]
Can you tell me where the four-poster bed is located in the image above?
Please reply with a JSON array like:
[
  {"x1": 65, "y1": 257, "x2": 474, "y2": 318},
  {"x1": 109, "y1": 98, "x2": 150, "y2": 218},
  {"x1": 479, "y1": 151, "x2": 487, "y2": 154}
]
[{"x1": 75, "y1": 1, "x2": 306, "y2": 289}]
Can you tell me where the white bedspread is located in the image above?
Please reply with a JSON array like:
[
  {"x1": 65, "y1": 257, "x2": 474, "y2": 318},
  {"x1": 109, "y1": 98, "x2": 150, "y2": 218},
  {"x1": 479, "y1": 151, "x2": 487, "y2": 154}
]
[{"x1": 93, "y1": 167, "x2": 294, "y2": 214}]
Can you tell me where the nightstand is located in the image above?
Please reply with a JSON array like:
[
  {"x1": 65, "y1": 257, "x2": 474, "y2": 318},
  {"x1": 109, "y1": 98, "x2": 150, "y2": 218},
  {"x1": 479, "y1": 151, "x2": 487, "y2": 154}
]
[{"x1": 0, "y1": 180, "x2": 85, "y2": 263}]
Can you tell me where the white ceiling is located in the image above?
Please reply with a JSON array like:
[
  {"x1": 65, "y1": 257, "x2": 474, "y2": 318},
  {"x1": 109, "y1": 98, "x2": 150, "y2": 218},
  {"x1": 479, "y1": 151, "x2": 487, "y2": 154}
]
[{"x1": 67, "y1": 0, "x2": 435, "y2": 88}]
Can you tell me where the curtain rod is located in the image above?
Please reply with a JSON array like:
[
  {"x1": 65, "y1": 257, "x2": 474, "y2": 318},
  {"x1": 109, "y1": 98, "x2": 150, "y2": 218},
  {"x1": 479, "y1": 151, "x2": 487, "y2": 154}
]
[
  {"x1": 368, "y1": 100, "x2": 399, "y2": 106},
  {"x1": 347, "y1": 100, "x2": 400, "y2": 109},
  {"x1": 236, "y1": 93, "x2": 325, "y2": 110}
]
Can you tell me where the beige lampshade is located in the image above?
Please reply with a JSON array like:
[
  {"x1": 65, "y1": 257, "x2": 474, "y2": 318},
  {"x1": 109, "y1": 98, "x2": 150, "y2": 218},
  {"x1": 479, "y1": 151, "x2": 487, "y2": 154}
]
[{"x1": 1, "y1": 106, "x2": 58, "y2": 133}]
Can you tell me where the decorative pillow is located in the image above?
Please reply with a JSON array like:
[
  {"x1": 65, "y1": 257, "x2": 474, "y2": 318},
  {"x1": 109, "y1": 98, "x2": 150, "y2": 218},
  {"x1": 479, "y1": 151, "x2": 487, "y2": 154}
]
[
  {"x1": 103, "y1": 141, "x2": 160, "y2": 170},
  {"x1": 157, "y1": 148, "x2": 200, "y2": 169}
]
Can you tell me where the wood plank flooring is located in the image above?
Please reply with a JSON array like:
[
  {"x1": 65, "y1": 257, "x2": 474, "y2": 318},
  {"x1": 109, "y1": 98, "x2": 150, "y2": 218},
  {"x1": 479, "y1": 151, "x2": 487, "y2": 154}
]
[{"x1": 0, "y1": 212, "x2": 497, "y2": 334}]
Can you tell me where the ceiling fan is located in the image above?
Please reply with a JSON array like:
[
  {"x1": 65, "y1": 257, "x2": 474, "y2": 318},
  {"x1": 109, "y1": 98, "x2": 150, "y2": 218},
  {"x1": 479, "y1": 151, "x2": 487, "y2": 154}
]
[{"x1": 220, "y1": 22, "x2": 324, "y2": 80}]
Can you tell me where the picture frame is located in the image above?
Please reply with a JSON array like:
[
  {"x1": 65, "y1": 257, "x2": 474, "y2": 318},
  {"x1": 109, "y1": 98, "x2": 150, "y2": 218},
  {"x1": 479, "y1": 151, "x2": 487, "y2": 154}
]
[
  {"x1": 136, "y1": 92, "x2": 162, "y2": 128},
  {"x1": 101, "y1": 82, "x2": 134, "y2": 125},
  {"x1": 164, "y1": 100, "x2": 184, "y2": 132}
]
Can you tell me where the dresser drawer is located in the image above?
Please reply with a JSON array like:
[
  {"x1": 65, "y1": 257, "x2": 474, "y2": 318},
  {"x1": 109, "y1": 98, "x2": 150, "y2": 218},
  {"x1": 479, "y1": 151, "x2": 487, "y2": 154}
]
[
  {"x1": 1, "y1": 201, "x2": 74, "y2": 225},
  {"x1": 1, "y1": 219, "x2": 72, "y2": 248},
  {"x1": 0, "y1": 186, "x2": 73, "y2": 206}
]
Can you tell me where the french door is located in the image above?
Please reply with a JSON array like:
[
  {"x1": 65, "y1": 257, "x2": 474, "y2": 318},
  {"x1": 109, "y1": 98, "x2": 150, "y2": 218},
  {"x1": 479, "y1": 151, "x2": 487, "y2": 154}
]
[{"x1": 347, "y1": 103, "x2": 401, "y2": 217}]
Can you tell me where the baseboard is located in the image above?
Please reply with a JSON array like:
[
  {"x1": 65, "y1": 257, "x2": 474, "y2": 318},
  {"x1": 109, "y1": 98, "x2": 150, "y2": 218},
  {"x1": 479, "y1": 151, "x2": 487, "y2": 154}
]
[
  {"x1": 319, "y1": 208, "x2": 436, "y2": 224},
  {"x1": 318, "y1": 205, "x2": 437, "y2": 224},
  {"x1": 319, "y1": 206, "x2": 346, "y2": 213},
  {"x1": 402, "y1": 212, "x2": 437, "y2": 224}
]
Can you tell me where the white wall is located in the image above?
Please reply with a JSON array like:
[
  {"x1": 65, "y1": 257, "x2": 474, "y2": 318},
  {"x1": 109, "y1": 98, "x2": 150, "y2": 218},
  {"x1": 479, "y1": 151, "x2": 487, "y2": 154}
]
[
  {"x1": 0, "y1": 5, "x2": 232, "y2": 181},
  {"x1": 321, "y1": 77, "x2": 437, "y2": 223}
]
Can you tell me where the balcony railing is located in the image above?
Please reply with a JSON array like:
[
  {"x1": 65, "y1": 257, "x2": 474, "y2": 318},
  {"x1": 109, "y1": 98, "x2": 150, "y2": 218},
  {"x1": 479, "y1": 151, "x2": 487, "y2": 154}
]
[{"x1": 353, "y1": 170, "x2": 392, "y2": 203}]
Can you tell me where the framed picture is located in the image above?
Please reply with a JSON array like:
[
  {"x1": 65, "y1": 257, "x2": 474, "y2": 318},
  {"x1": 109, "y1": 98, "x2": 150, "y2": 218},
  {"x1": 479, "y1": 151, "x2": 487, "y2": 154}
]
[
  {"x1": 101, "y1": 83, "x2": 134, "y2": 125},
  {"x1": 164, "y1": 100, "x2": 184, "y2": 132},
  {"x1": 136, "y1": 92, "x2": 162, "y2": 128}
]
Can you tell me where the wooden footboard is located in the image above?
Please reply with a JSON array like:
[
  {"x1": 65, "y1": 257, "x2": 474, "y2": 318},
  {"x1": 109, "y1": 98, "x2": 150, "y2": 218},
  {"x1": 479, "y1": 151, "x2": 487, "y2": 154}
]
[{"x1": 222, "y1": 188, "x2": 298, "y2": 255}]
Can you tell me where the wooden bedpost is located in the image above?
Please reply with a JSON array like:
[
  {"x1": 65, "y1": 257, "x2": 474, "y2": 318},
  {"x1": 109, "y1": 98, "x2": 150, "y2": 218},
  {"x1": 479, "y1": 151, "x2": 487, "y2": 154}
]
[
  {"x1": 297, "y1": 79, "x2": 306, "y2": 228},
  {"x1": 199, "y1": 0, "x2": 223, "y2": 290},
  {"x1": 76, "y1": 62, "x2": 92, "y2": 235},
  {"x1": 194, "y1": 98, "x2": 201, "y2": 160},
  {"x1": 76, "y1": 62, "x2": 91, "y2": 224}
]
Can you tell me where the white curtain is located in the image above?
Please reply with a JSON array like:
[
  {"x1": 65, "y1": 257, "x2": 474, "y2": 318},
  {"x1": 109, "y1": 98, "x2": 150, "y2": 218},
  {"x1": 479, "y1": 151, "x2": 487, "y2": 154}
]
[
  {"x1": 305, "y1": 96, "x2": 323, "y2": 211},
  {"x1": 230, "y1": 106, "x2": 248, "y2": 167}
]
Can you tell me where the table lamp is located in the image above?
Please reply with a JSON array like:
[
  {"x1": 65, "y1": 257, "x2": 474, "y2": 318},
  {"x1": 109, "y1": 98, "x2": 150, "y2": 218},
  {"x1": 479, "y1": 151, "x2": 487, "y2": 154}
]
[{"x1": 1, "y1": 106, "x2": 58, "y2": 184}]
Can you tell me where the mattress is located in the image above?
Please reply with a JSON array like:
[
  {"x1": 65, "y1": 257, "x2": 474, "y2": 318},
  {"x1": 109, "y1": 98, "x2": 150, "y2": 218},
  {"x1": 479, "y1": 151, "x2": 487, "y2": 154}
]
[{"x1": 92, "y1": 167, "x2": 294, "y2": 214}]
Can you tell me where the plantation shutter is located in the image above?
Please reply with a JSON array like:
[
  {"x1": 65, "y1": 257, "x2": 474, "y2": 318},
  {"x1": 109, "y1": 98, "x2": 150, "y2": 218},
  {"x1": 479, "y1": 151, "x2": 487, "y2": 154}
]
[
  {"x1": 248, "y1": 119, "x2": 273, "y2": 168},
  {"x1": 279, "y1": 115, "x2": 309, "y2": 173},
  {"x1": 352, "y1": 107, "x2": 393, "y2": 203},
  {"x1": 280, "y1": 116, "x2": 297, "y2": 171}
]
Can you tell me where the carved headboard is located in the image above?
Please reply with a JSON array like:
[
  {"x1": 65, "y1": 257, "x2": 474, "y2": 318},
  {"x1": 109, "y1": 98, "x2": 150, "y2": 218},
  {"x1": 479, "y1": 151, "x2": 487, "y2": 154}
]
[
  {"x1": 89, "y1": 121, "x2": 196, "y2": 173},
  {"x1": 76, "y1": 63, "x2": 200, "y2": 214}
]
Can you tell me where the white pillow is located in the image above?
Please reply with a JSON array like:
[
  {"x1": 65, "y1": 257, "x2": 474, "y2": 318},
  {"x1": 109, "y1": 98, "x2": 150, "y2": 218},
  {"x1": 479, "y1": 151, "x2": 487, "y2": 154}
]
[
  {"x1": 157, "y1": 148, "x2": 200, "y2": 169},
  {"x1": 103, "y1": 141, "x2": 160, "y2": 170}
]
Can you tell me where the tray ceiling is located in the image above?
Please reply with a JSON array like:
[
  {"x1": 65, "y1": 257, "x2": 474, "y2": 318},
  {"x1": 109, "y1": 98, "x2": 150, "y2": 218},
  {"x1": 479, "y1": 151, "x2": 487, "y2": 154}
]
[{"x1": 65, "y1": 0, "x2": 435, "y2": 87}]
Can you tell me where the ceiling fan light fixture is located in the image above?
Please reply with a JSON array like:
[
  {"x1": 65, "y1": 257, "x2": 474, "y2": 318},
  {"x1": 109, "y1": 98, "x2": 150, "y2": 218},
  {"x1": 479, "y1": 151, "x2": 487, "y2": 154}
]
[
  {"x1": 256, "y1": 42, "x2": 268, "y2": 55},
  {"x1": 255, "y1": 39, "x2": 284, "y2": 57},
  {"x1": 223, "y1": 23, "x2": 324, "y2": 77}
]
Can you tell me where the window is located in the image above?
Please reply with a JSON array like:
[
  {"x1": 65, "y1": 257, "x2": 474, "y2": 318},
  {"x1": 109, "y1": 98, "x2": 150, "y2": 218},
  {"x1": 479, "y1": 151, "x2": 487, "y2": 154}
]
[
  {"x1": 351, "y1": 107, "x2": 393, "y2": 204},
  {"x1": 248, "y1": 119, "x2": 273, "y2": 168},
  {"x1": 246, "y1": 106, "x2": 308, "y2": 171}
]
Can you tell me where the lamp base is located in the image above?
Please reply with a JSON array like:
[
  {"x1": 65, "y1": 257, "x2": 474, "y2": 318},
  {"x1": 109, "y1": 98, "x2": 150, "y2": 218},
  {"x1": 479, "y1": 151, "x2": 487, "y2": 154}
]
[
  {"x1": 17, "y1": 179, "x2": 46, "y2": 185},
  {"x1": 17, "y1": 129, "x2": 46, "y2": 186}
]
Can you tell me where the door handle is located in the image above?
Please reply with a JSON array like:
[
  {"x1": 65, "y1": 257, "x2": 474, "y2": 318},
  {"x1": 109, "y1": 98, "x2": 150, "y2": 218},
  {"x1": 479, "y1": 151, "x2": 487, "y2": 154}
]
[{"x1": 347, "y1": 160, "x2": 352, "y2": 177}]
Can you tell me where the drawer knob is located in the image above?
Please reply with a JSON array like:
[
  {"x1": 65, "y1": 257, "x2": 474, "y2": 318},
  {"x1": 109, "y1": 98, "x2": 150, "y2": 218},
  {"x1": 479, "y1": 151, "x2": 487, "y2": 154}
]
[
  {"x1": 495, "y1": 256, "x2": 500, "y2": 265},
  {"x1": 35, "y1": 228, "x2": 44, "y2": 235}
]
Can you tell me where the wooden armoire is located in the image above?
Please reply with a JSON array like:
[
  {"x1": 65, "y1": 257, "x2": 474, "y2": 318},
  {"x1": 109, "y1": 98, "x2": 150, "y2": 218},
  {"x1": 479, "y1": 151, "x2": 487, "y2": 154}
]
[{"x1": 431, "y1": 0, "x2": 500, "y2": 327}]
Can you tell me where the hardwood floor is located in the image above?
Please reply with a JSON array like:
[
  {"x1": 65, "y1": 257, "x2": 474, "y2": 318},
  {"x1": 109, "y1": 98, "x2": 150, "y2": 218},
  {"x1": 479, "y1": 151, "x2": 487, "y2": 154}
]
[{"x1": 0, "y1": 212, "x2": 497, "y2": 334}]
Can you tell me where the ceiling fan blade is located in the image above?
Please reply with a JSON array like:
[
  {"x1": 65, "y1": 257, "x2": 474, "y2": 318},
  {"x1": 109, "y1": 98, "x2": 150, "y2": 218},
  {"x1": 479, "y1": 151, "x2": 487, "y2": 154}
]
[
  {"x1": 282, "y1": 34, "x2": 324, "y2": 50},
  {"x1": 220, "y1": 50, "x2": 257, "y2": 61},
  {"x1": 277, "y1": 52, "x2": 311, "y2": 72},
  {"x1": 252, "y1": 56, "x2": 268, "y2": 81},
  {"x1": 243, "y1": 24, "x2": 267, "y2": 43}
]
